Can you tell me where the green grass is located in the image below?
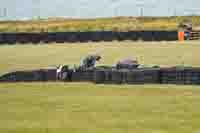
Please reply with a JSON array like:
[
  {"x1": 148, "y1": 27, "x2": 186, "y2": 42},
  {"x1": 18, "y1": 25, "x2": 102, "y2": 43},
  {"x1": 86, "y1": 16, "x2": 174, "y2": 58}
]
[
  {"x1": 1, "y1": 41, "x2": 200, "y2": 74},
  {"x1": 0, "y1": 16, "x2": 200, "y2": 32},
  {"x1": 1, "y1": 83, "x2": 200, "y2": 133},
  {"x1": 1, "y1": 41, "x2": 200, "y2": 132}
]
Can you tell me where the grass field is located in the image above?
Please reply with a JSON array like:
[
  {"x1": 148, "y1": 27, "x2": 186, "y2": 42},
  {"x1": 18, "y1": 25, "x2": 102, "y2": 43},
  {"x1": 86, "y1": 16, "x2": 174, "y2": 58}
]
[
  {"x1": 1, "y1": 41, "x2": 200, "y2": 132},
  {"x1": 0, "y1": 16, "x2": 200, "y2": 32}
]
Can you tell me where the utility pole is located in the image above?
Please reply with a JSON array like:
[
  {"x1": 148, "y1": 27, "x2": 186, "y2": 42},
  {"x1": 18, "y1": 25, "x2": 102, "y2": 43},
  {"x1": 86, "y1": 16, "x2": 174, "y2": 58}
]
[
  {"x1": 140, "y1": 7, "x2": 144, "y2": 17},
  {"x1": 136, "y1": 3, "x2": 144, "y2": 17},
  {"x1": 3, "y1": 8, "x2": 7, "y2": 18},
  {"x1": 174, "y1": 8, "x2": 177, "y2": 16},
  {"x1": 0, "y1": 8, "x2": 2, "y2": 18}
]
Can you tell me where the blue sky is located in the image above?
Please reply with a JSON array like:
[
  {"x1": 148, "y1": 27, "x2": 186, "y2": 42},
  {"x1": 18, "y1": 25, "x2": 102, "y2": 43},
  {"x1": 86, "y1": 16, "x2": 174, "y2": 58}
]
[{"x1": 0, "y1": 0, "x2": 200, "y2": 20}]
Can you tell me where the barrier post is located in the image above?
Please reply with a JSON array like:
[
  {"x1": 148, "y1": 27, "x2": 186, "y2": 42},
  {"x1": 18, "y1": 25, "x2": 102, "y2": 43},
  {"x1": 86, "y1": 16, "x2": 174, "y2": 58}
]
[{"x1": 178, "y1": 31, "x2": 185, "y2": 41}]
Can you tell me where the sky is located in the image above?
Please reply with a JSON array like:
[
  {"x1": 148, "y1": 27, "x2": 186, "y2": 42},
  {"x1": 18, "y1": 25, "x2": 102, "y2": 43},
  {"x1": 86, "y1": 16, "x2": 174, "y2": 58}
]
[{"x1": 0, "y1": 0, "x2": 200, "y2": 20}]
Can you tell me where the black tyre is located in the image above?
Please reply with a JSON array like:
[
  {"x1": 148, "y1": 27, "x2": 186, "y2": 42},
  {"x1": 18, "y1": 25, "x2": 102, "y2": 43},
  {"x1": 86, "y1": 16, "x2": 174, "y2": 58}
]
[{"x1": 94, "y1": 70, "x2": 105, "y2": 84}]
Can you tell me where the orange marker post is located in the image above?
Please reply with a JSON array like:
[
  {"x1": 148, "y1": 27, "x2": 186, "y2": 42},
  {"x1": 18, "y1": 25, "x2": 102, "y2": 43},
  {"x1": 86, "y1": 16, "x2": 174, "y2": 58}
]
[{"x1": 178, "y1": 31, "x2": 185, "y2": 41}]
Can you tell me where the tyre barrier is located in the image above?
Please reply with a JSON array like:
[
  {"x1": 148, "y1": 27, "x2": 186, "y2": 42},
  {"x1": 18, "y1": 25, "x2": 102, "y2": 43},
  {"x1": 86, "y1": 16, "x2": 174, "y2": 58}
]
[
  {"x1": 127, "y1": 31, "x2": 139, "y2": 41},
  {"x1": 138, "y1": 31, "x2": 154, "y2": 41},
  {"x1": 184, "y1": 68, "x2": 200, "y2": 85},
  {"x1": 125, "y1": 69, "x2": 160, "y2": 84},
  {"x1": 160, "y1": 67, "x2": 200, "y2": 85},
  {"x1": 94, "y1": 70, "x2": 106, "y2": 84},
  {"x1": 2, "y1": 67, "x2": 200, "y2": 85},
  {"x1": 0, "y1": 31, "x2": 178, "y2": 44},
  {"x1": 71, "y1": 69, "x2": 94, "y2": 82},
  {"x1": 99, "y1": 69, "x2": 124, "y2": 84},
  {"x1": 3, "y1": 33, "x2": 17, "y2": 44},
  {"x1": 43, "y1": 33, "x2": 56, "y2": 43},
  {"x1": 160, "y1": 68, "x2": 185, "y2": 84},
  {"x1": 65, "y1": 32, "x2": 79, "y2": 43},
  {"x1": 90, "y1": 31, "x2": 103, "y2": 42},
  {"x1": 0, "y1": 69, "x2": 57, "y2": 82},
  {"x1": 0, "y1": 70, "x2": 44, "y2": 82}
]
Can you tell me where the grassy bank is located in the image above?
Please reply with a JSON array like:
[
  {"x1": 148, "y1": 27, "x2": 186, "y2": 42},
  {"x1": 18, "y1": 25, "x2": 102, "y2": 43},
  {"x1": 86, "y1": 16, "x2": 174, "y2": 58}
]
[{"x1": 0, "y1": 16, "x2": 200, "y2": 32}]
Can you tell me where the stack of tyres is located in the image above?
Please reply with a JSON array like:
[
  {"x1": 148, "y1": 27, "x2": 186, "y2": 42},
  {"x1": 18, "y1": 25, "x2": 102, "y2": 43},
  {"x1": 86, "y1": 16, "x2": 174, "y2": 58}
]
[
  {"x1": 93, "y1": 67, "x2": 114, "y2": 84},
  {"x1": 94, "y1": 69, "x2": 125, "y2": 84},
  {"x1": 0, "y1": 70, "x2": 46, "y2": 82},
  {"x1": 42, "y1": 33, "x2": 55, "y2": 43},
  {"x1": 102, "y1": 31, "x2": 115, "y2": 42},
  {"x1": 128, "y1": 31, "x2": 139, "y2": 41},
  {"x1": 91, "y1": 31, "x2": 103, "y2": 42},
  {"x1": 79, "y1": 32, "x2": 91, "y2": 42},
  {"x1": 110, "y1": 70, "x2": 123, "y2": 84},
  {"x1": 153, "y1": 31, "x2": 178, "y2": 41},
  {"x1": 43, "y1": 69, "x2": 57, "y2": 81},
  {"x1": 125, "y1": 69, "x2": 145, "y2": 84},
  {"x1": 16, "y1": 33, "x2": 29, "y2": 44},
  {"x1": 160, "y1": 68, "x2": 185, "y2": 84},
  {"x1": 31, "y1": 33, "x2": 41, "y2": 44},
  {"x1": 153, "y1": 31, "x2": 166, "y2": 41},
  {"x1": 139, "y1": 31, "x2": 153, "y2": 41},
  {"x1": 126, "y1": 70, "x2": 145, "y2": 84},
  {"x1": 142, "y1": 68, "x2": 160, "y2": 83},
  {"x1": 184, "y1": 67, "x2": 200, "y2": 85},
  {"x1": 0, "y1": 33, "x2": 4, "y2": 44},
  {"x1": 125, "y1": 69, "x2": 160, "y2": 84},
  {"x1": 167, "y1": 31, "x2": 178, "y2": 41},
  {"x1": 55, "y1": 32, "x2": 66, "y2": 43},
  {"x1": 116, "y1": 32, "x2": 129, "y2": 41},
  {"x1": 94, "y1": 69, "x2": 106, "y2": 84},
  {"x1": 27, "y1": 33, "x2": 37, "y2": 44},
  {"x1": 101, "y1": 69, "x2": 112, "y2": 84},
  {"x1": 71, "y1": 69, "x2": 94, "y2": 82},
  {"x1": 3, "y1": 33, "x2": 17, "y2": 44},
  {"x1": 65, "y1": 32, "x2": 79, "y2": 43}
]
